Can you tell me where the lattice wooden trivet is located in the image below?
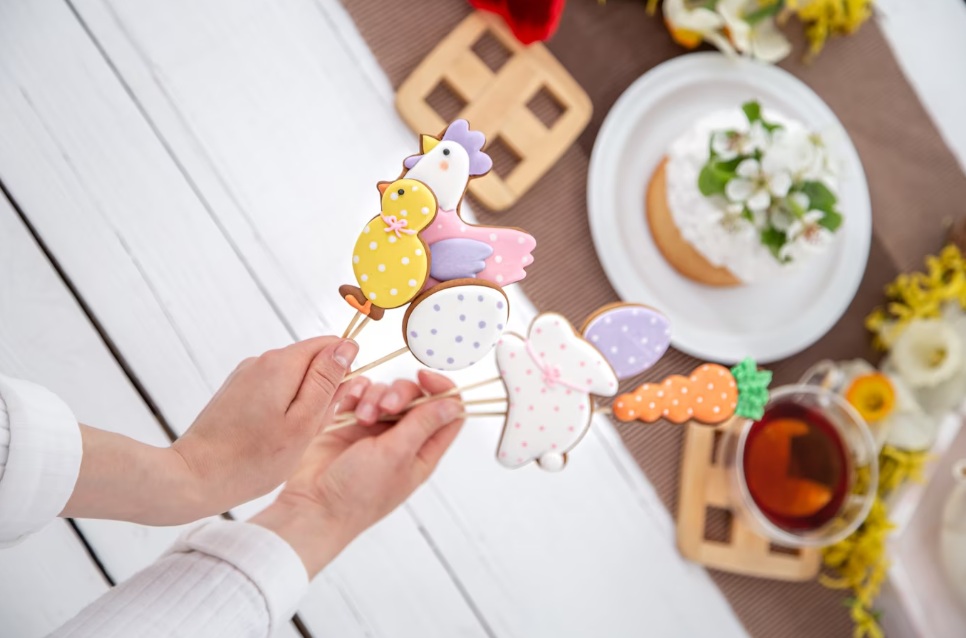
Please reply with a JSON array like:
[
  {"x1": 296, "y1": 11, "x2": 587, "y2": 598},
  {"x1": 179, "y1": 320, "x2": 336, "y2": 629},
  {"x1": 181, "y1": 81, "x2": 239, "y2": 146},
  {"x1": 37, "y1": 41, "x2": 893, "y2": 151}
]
[
  {"x1": 677, "y1": 419, "x2": 821, "y2": 581},
  {"x1": 396, "y1": 11, "x2": 591, "y2": 211}
]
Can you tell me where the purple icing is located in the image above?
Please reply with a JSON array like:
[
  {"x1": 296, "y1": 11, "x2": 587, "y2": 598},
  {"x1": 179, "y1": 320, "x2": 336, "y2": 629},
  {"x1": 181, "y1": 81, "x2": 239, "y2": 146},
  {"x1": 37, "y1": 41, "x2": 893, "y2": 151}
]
[
  {"x1": 477, "y1": 295, "x2": 484, "y2": 302},
  {"x1": 427, "y1": 349, "x2": 435, "y2": 356},
  {"x1": 403, "y1": 119, "x2": 493, "y2": 176},
  {"x1": 410, "y1": 331, "x2": 418, "y2": 338},
  {"x1": 497, "y1": 301, "x2": 504, "y2": 310},
  {"x1": 497, "y1": 323, "x2": 504, "y2": 330},
  {"x1": 459, "y1": 314, "x2": 466, "y2": 322},
  {"x1": 473, "y1": 342, "x2": 480, "y2": 349},
  {"x1": 583, "y1": 305, "x2": 672, "y2": 380},
  {"x1": 479, "y1": 321, "x2": 487, "y2": 329},
  {"x1": 456, "y1": 336, "x2": 463, "y2": 343},
  {"x1": 429, "y1": 239, "x2": 493, "y2": 281},
  {"x1": 447, "y1": 357, "x2": 455, "y2": 365},
  {"x1": 431, "y1": 329, "x2": 437, "y2": 335},
  {"x1": 433, "y1": 304, "x2": 441, "y2": 311}
]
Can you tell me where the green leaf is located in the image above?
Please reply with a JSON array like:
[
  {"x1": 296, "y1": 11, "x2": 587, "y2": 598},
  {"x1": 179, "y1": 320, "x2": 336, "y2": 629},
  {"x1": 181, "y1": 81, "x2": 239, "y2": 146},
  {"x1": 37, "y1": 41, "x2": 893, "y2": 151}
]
[
  {"x1": 801, "y1": 181, "x2": 837, "y2": 212},
  {"x1": 698, "y1": 161, "x2": 736, "y2": 196},
  {"x1": 819, "y1": 208, "x2": 843, "y2": 232},
  {"x1": 742, "y1": 101, "x2": 762, "y2": 124},
  {"x1": 760, "y1": 227, "x2": 787, "y2": 259},
  {"x1": 744, "y1": 1, "x2": 784, "y2": 25}
]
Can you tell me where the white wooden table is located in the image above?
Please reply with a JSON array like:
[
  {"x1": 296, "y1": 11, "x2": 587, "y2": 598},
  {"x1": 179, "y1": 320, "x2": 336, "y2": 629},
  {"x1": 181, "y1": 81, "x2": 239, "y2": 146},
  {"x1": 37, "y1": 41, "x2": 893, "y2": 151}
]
[{"x1": 0, "y1": 1, "x2": 963, "y2": 636}]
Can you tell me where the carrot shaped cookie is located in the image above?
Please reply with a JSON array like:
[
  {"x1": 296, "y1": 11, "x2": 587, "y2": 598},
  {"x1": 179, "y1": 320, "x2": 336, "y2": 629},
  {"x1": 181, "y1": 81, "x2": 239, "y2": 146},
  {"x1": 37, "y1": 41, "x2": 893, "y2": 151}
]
[{"x1": 613, "y1": 358, "x2": 772, "y2": 425}]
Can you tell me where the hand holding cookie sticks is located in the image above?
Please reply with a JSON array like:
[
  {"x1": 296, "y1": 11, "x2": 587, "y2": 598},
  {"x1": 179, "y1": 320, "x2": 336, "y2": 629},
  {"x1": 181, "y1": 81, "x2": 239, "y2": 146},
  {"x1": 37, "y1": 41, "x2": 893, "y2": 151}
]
[
  {"x1": 612, "y1": 358, "x2": 773, "y2": 425},
  {"x1": 339, "y1": 119, "x2": 537, "y2": 374},
  {"x1": 332, "y1": 304, "x2": 670, "y2": 471}
]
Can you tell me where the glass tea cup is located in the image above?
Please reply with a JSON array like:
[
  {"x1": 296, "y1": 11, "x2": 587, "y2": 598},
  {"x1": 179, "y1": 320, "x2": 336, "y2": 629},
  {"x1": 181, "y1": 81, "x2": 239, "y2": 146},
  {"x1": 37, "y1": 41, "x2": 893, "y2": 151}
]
[{"x1": 720, "y1": 384, "x2": 878, "y2": 548}]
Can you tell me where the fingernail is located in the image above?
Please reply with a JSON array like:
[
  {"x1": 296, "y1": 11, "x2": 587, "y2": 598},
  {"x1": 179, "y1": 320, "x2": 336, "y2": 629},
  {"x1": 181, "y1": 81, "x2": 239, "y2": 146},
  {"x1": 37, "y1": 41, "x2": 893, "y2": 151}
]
[
  {"x1": 357, "y1": 403, "x2": 376, "y2": 422},
  {"x1": 380, "y1": 392, "x2": 400, "y2": 411},
  {"x1": 437, "y1": 399, "x2": 461, "y2": 423},
  {"x1": 333, "y1": 340, "x2": 359, "y2": 370},
  {"x1": 348, "y1": 380, "x2": 367, "y2": 400}
]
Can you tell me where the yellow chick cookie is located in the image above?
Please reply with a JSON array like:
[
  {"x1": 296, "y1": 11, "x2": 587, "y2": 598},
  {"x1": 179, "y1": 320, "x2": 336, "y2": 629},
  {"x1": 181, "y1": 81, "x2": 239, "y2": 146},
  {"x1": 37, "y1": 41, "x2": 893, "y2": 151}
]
[{"x1": 341, "y1": 178, "x2": 438, "y2": 320}]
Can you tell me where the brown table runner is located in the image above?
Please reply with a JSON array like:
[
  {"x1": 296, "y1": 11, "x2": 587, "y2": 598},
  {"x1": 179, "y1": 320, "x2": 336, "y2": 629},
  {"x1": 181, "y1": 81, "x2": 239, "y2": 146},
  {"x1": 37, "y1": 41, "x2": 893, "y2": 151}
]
[{"x1": 341, "y1": 0, "x2": 966, "y2": 634}]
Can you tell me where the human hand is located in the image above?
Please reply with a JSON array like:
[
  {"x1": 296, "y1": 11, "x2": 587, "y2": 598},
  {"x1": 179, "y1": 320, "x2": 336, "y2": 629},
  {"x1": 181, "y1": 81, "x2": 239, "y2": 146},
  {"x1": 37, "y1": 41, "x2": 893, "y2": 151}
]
[
  {"x1": 249, "y1": 370, "x2": 464, "y2": 577},
  {"x1": 168, "y1": 336, "x2": 360, "y2": 520}
]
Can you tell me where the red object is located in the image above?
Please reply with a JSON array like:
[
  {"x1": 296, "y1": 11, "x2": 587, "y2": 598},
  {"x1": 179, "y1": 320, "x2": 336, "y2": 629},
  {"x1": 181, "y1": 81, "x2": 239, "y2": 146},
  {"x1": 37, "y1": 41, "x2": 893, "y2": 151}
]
[{"x1": 470, "y1": 0, "x2": 566, "y2": 44}]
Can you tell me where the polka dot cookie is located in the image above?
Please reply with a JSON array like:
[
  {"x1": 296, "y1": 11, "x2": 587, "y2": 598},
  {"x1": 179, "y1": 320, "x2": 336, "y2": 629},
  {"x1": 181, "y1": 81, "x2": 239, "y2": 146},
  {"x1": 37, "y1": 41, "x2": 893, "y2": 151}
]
[
  {"x1": 495, "y1": 312, "x2": 619, "y2": 472},
  {"x1": 345, "y1": 177, "x2": 437, "y2": 317},
  {"x1": 402, "y1": 280, "x2": 509, "y2": 372},
  {"x1": 613, "y1": 363, "x2": 738, "y2": 425},
  {"x1": 582, "y1": 303, "x2": 671, "y2": 380}
]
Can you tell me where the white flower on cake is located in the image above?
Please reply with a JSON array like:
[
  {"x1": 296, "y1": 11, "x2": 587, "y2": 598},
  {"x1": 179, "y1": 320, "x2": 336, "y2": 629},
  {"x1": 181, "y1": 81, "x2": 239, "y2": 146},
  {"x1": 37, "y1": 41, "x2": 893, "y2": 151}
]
[
  {"x1": 779, "y1": 210, "x2": 834, "y2": 262},
  {"x1": 725, "y1": 157, "x2": 792, "y2": 212}
]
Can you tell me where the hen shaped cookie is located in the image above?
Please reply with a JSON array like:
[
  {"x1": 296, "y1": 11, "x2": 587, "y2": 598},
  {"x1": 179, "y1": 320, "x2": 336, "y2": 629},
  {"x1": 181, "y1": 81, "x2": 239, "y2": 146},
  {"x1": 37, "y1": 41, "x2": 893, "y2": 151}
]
[{"x1": 495, "y1": 313, "x2": 619, "y2": 472}]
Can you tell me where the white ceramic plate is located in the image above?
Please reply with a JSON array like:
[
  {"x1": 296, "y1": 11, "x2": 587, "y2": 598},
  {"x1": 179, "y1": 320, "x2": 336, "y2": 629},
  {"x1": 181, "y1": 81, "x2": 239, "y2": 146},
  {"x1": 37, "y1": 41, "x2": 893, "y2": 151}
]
[{"x1": 587, "y1": 53, "x2": 871, "y2": 364}]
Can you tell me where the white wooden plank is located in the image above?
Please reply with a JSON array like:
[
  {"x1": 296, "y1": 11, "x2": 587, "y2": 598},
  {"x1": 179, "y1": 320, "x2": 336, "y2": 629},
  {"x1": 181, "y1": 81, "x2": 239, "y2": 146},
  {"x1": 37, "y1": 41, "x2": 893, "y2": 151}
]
[
  {"x1": 0, "y1": 165, "x2": 301, "y2": 638},
  {"x1": 0, "y1": 521, "x2": 109, "y2": 638},
  {"x1": 0, "y1": 2, "x2": 486, "y2": 636},
  {"x1": 0, "y1": 188, "x2": 199, "y2": 584},
  {"x1": 66, "y1": 0, "x2": 747, "y2": 635}
]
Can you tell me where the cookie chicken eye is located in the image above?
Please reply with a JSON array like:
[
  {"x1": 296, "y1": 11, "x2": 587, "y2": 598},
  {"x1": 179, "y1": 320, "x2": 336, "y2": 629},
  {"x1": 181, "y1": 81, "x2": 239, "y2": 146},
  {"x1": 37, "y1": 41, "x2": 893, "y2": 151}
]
[
  {"x1": 442, "y1": 148, "x2": 450, "y2": 156},
  {"x1": 397, "y1": 188, "x2": 405, "y2": 196}
]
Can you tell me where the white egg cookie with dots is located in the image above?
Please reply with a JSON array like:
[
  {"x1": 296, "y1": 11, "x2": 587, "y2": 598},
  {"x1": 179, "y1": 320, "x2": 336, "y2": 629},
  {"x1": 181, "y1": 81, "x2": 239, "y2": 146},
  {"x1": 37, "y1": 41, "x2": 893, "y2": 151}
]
[{"x1": 403, "y1": 280, "x2": 509, "y2": 372}]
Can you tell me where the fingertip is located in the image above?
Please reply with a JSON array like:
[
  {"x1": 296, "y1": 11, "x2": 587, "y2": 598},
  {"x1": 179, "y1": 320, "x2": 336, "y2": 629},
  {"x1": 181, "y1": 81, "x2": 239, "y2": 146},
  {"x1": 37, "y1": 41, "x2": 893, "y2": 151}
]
[
  {"x1": 435, "y1": 398, "x2": 462, "y2": 424},
  {"x1": 418, "y1": 369, "x2": 456, "y2": 393}
]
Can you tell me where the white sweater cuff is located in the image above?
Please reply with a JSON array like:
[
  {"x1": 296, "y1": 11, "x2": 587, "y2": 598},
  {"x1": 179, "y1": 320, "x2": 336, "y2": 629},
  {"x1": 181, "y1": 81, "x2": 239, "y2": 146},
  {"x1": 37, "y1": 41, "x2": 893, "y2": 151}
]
[
  {"x1": 166, "y1": 519, "x2": 309, "y2": 631},
  {"x1": 0, "y1": 375, "x2": 81, "y2": 547}
]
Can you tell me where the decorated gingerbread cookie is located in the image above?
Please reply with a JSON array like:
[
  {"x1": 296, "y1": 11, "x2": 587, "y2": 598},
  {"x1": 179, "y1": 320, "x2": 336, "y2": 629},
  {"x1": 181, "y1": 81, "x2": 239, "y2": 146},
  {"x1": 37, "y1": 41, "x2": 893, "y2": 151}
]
[
  {"x1": 612, "y1": 358, "x2": 772, "y2": 425},
  {"x1": 402, "y1": 280, "x2": 509, "y2": 372},
  {"x1": 582, "y1": 303, "x2": 671, "y2": 380},
  {"x1": 402, "y1": 119, "x2": 536, "y2": 287},
  {"x1": 495, "y1": 313, "x2": 619, "y2": 472},
  {"x1": 341, "y1": 178, "x2": 438, "y2": 319}
]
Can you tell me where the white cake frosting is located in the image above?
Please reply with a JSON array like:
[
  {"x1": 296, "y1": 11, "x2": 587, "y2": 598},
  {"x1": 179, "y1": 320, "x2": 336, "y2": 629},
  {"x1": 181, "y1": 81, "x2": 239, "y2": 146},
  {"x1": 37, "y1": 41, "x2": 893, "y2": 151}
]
[{"x1": 664, "y1": 108, "x2": 837, "y2": 284}]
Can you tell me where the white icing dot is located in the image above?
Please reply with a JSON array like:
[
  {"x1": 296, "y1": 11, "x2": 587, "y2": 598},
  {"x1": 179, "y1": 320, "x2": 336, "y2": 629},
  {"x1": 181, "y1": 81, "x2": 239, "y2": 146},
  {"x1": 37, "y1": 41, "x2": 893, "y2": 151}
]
[
  {"x1": 649, "y1": 402, "x2": 656, "y2": 409},
  {"x1": 422, "y1": 207, "x2": 430, "y2": 215},
  {"x1": 591, "y1": 335, "x2": 599, "y2": 342},
  {"x1": 721, "y1": 392, "x2": 728, "y2": 400},
  {"x1": 390, "y1": 288, "x2": 398, "y2": 296},
  {"x1": 496, "y1": 274, "x2": 504, "y2": 283},
  {"x1": 663, "y1": 409, "x2": 669, "y2": 416},
  {"x1": 609, "y1": 346, "x2": 618, "y2": 354},
  {"x1": 411, "y1": 185, "x2": 419, "y2": 191},
  {"x1": 629, "y1": 410, "x2": 636, "y2": 417},
  {"x1": 657, "y1": 391, "x2": 664, "y2": 398},
  {"x1": 388, "y1": 235, "x2": 397, "y2": 244},
  {"x1": 360, "y1": 274, "x2": 368, "y2": 282},
  {"x1": 641, "y1": 337, "x2": 649, "y2": 344},
  {"x1": 517, "y1": 237, "x2": 525, "y2": 244},
  {"x1": 460, "y1": 225, "x2": 467, "y2": 233},
  {"x1": 697, "y1": 397, "x2": 703, "y2": 403},
  {"x1": 408, "y1": 279, "x2": 417, "y2": 287},
  {"x1": 364, "y1": 225, "x2": 371, "y2": 234},
  {"x1": 489, "y1": 233, "x2": 498, "y2": 241},
  {"x1": 707, "y1": 383, "x2": 714, "y2": 390},
  {"x1": 713, "y1": 406, "x2": 721, "y2": 413},
  {"x1": 377, "y1": 264, "x2": 386, "y2": 272},
  {"x1": 415, "y1": 249, "x2": 423, "y2": 256},
  {"x1": 621, "y1": 325, "x2": 628, "y2": 332},
  {"x1": 402, "y1": 257, "x2": 410, "y2": 265},
  {"x1": 687, "y1": 408, "x2": 693, "y2": 415},
  {"x1": 368, "y1": 292, "x2": 376, "y2": 300},
  {"x1": 352, "y1": 255, "x2": 360, "y2": 264},
  {"x1": 521, "y1": 255, "x2": 528, "y2": 263},
  {"x1": 635, "y1": 395, "x2": 642, "y2": 402},
  {"x1": 681, "y1": 387, "x2": 688, "y2": 394},
  {"x1": 617, "y1": 402, "x2": 624, "y2": 408},
  {"x1": 628, "y1": 356, "x2": 636, "y2": 364},
  {"x1": 495, "y1": 255, "x2": 503, "y2": 263},
  {"x1": 369, "y1": 241, "x2": 378, "y2": 250},
  {"x1": 604, "y1": 317, "x2": 612, "y2": 324},
  {"x1": 390, "y1": 192, "x2": 398, "y2": 201},
  {"x1": 719, "y1": 369, "x2": 725, "y2": 376},
  {"x1": 672, "y1": 399, "x2": 678, "y2": 406}
]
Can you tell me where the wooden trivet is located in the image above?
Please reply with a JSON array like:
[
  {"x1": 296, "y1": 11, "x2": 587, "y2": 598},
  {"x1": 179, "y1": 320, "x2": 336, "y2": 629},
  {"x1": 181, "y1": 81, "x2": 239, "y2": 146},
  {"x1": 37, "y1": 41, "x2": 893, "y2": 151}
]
[
  {"x1": 677, "y1": 419, "x2": 821, "y2": 581},
  {"x1": 395, "y1": 11, "x2": 591, "y2": 211}
]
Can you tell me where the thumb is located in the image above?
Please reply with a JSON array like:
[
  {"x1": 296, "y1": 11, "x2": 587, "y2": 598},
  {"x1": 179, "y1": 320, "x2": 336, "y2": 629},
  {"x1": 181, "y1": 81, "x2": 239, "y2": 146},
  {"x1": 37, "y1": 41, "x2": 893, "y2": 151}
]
[
  {"x1": 288, "y1": 339, "x2": 359, "y2": 423},
  {"x1": 381, "y1": 398, "x2": 462, "y2": 460}
]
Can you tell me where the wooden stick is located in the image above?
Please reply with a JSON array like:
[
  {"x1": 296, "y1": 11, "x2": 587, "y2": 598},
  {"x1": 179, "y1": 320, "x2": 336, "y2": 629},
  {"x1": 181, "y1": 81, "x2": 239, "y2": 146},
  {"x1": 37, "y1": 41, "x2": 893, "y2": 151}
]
[
  {"x1": 323, "y1": 409, "x2": 508, "y2": 434},
  {"x1": 348, "y1": 316, "x2": 371, "y2": 341},
  {"x1": 343, "y1": 346, "x2": 409, "y2": 381},
  {"x1": 406, "y1": 376, "x2": 503, "y2": 409},
  {"x1": 596, "y1": 405, "x2": 612, "y2": 416},
  {"x1": 332, "y1": 392, "x2": 506, "y2": 427},
  {"x1": 341, "y1": 311, "x2": 361, "y2": 339}
]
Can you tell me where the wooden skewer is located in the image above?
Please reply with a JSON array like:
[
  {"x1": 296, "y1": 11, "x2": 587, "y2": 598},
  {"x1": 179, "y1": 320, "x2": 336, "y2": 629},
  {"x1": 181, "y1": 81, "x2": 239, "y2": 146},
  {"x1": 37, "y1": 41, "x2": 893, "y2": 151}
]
[
  {"x1": 341, "y1": 311, "x2": 362, "y2": 339},
  {"x1": 323, "y1": 409, "x2": 509, "y2": 434},
  {"x1": 348, "y1": 316, "x2": 371, "y2": 341},
  {"x1": 343, "y1": 346, "x2": 410, "y2": 381},
  {"x1": 406, "y1": 376, "x2": 503, "y2": 409},
  {"x1": 332, "y1": 395, "x2": 506, "y2": 428}
]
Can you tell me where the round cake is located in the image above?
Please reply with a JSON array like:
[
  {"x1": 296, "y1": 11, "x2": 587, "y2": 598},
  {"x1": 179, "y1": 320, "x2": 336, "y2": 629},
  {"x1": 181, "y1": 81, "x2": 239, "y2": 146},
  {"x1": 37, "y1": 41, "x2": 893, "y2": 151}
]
[{"x1": 647, "y1": 102, "x2": 843, "y2": 286}]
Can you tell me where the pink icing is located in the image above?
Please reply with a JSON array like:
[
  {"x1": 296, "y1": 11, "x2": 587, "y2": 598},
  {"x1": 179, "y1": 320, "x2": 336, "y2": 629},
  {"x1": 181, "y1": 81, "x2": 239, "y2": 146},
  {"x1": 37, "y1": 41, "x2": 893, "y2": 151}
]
[{"x1": 421, "y1": 209, "x2": 536, "y2": 287}]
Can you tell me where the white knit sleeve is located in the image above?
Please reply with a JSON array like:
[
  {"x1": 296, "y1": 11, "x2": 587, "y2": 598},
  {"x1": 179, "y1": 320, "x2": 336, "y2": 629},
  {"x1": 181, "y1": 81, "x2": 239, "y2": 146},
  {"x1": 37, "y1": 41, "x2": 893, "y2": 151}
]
[
  {"x1": 0, "y1": 375, "x2": 82, "y2": 547},
  {"x1": 53, "y1": 520, "x2": 309, "y2": 638}
]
